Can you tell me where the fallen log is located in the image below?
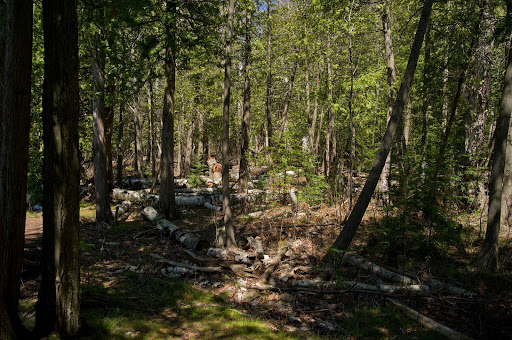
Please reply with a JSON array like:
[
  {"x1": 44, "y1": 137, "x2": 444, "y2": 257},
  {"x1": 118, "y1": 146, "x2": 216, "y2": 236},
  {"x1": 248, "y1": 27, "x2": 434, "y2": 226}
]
[
  {"x1": 112, "y1": 201, "x2": 131, "y2": 222},
  {"x1": 142, "y1": 207, "x2": 209, "y2": 251},
  {"x1": 290, "y1": 279, "x2": 429, "y2": 294},
  {"x1": 150, "y1": 254, "x2": 222, "y2": 273},
  {"x1": 427, "y1": 279, "x2": 475, "y2": 297},
  {"x1": 259, "y1": 243, "x2": 289, "y2": 285},
  {"x1": 204, "y1": 202, "x2": 221, "y2": 211},
  {"x1": 207, "y1": 248, "x2": 256, "y2": 265},
  {"x1": 387, "y1": 298, "x2": 472, "y2": 340},
  {"x1": 343, "y1": 253, "x2": 415, "y2": 285}
]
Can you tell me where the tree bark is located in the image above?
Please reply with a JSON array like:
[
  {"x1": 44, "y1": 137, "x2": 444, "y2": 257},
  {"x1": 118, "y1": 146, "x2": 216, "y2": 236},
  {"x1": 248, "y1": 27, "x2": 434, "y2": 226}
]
[
  {"x1": 160, "y1": 0, "x2": 178, "y2": 220},
  {"x1": 116, "y1": 102, "x2": 124, "y2": 188},
  {"x1": 132, "y1": 102, "x2": 144, "y2": 178},
  {"x1": 277, "y1": 54, "x2": 298, "y2": 141},
  {"x1": 309, "y1": 60, "x2": 321, "y2": 154},
  {"x1": 325, "y1": 0, "x2": 433, "y2": 255},
  {"x1": 217, "y1": 0, "x2": 236, "y2": 248},
  {"x1": 0, "y1": 0, "x2": 33, "y2": 337},
  {"x1": 35, "y1": 0, "x2": 81, "y2": 335},
  {"x1": 92, "y1": 0, "x2": 111, "y2": 225},
  {"x1": 265, "y1": 0, "x2": 272, "y2": 147},
  {"x1": 475, "y1": 1, "x2": 512, "y2": 271},
  {"x1": 420, "y1": 23, "x2": 431, "y2": 182},
  {"x1": 148, "y1": 81, "x2": 157, "y2": 188},
  {"x1": 183, "y1": 119, "x2": 194, "y2": 177},
  {"x1": 324, "y1": 36, "x2": 335, "y2": 177},
  {"x1": 240, "y1": 10, "x2": 252, "y2": 212},
  {"x1": 379, "y1": 2, "x2": 397, "y2": 197}
]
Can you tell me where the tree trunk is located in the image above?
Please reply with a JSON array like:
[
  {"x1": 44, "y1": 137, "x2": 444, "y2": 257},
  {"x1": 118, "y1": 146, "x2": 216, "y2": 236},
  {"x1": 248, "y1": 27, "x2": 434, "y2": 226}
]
[
  {"x1": 379, "y1": 2, "x2": 397, "y2": 197},
  {"x1": 160, "y1": 0, "x2": 178, "y2": 220},
  {"x1": 183, "y1": 120, "x2": 194, "y2": 177},
  {"x1": 133, "y1": 102, "x2": 144, "y2": 178},
  {"x1": 265, "y1": 0, "x2": 272, "y2": 148},
  {"x1": 240, "y1": 10, "x2": 252, "y2": 212},
  {"x1": 116, "y1": 102, "x2": 124, "y2": 188},
  {"x1": 315, "y1": 103, "x2": 324, "y2": 156},
  {"x1": 36, "y1": 0, "x2": 80, "y2": 335},
  {"x1": 309, "y1": 60, "x2": 321, "y2": 154},
  {"x1": 217, "y1": 0, "x2": 236, "y2": 248},
  {"x1": 475, "y1": 1, "x2": 512, "y2": 271},
  {"x1": 420, "y1": 23, "x2": 431, "y2": 182},
  {"x1": 324, "y1": 36, "x2": 334, "y2": 177},
  {"x1": 325, "y1": 0, "x2": 433, "y2": 255},
  {"x1": 148, "y1": 81, "x2": 157, "y2": 187},
  {"x1": 92, "y1": 0, "x2": 111, "y2": 225},
  {"x1": 0, "y1": 0, "x2": 33, "y2": 337},
  {"x1": 277, "y1": 54, "x2": 299, "y2": 141},
  {"x1": 348, "y1": 42, "x2": 357, "y2": 211}
]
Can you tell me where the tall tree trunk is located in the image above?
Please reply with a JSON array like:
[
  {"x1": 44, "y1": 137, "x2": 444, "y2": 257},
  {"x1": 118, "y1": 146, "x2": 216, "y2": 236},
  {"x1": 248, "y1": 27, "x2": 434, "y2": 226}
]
[
  {"x1": 379, "y1": 1, "x2": 398, "y2": 197},
  {"x1": 420, "y1": 23, "x2": 431, "y2": 182},
  {"x1": 36, "y1": 0, "x2": 80, "y2": 335},
  {"x1": 475, "y1": 0, "x2": 512, "y2": 271},
  {"x1": 0, "y1": 0, "x2": 33, "y2": 337},
  {"x1": 277, "y1": 54, "x2": 299, "y2": 141},
  {"x1": 324, "y1": 36, "x2": 334, "y2": 177},
  {"x1": 183, "y1": 120, "x2": 194, "y2": 177},
  {"x1": 92, "y1": 0, "x2": 111, "y2": 225},
  {"x1": 116, "y1": 102, "x2": 124, "y2": 187},
  {"x1": 315, "y1": 103, "x2": 324, "y2": 156},
  {"x1": 240, "y1": 10, "x2": 252, "y2": 212},
  {"x1": 309, "y1": 61, "x2": 321, "y2": 154},
  {"x1": 148, "y1": 81, "x2": 157, "y2": 187},
  {"x1": 348, "y1": 43, "x2": 357, "y2": 211},
  {"x1": 0, "y1": 3, "x2": 7, "y2": 334},
  {"x1": 265, "y1": 0, "x2": 272, "y2": 148},
  {"x1": 160, "y1": 0, "x2": 178, "y2": 219},
  {"x1": 325, "y1": 0, "x2": 433, "y2": 255},
  {"x1": 132, "y1": 102, "x2": 143, "y2": 178},
  {"x1": 217, "y1": 0, "x2": 236, "y2": 248},
  {"x1": 105, "y1": 82, "x2": 115, "y2": 191}
]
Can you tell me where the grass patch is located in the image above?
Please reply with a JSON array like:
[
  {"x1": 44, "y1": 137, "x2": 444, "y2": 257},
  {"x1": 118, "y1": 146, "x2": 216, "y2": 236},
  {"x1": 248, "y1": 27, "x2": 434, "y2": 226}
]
[
  {"x1": 108, "y1": 221, "x2": 144, "y2": 235},
  {"x1": 81, "y1": 276, "x2": 305, "y2": 339}
]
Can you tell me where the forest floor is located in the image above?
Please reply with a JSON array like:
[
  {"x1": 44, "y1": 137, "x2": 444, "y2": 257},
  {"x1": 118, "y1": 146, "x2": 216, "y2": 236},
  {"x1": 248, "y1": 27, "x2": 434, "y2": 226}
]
[{"x1": 19, "y1": 189, "x2": 512, "y2": 339}]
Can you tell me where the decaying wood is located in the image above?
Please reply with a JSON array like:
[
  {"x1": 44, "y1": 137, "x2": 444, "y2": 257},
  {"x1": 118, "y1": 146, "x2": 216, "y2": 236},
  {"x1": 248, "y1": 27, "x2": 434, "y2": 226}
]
[
  {"x1": 150, "y1": 254, "x2": 222, "y2": 273},
  {"x1": 205, "y1": 201, "x2": 221, "y2": 211},
  {"x1": 387, "y1": 298, "x2": 473, "y2": 340},
  {"x1": 259, "y1": 243, "x2": 289, "y2": 285},
  {"x1": 427, "y1": 279, "x2": 475, "y2": 297},
  {"x1": 113, "y1": 200, "x2": 131, "y2": 222},
  {"x1": 207, "y1": 247, "x2": 256, "y2": 264},
  {"x1": 143, "y1": 207, "x2": 209, "y2": 251},
  {"x1": 247, "y1": 236, "x2": 264, "y2": 258},
  {"x1": 343, "y1": 253, "x2": 415, "y2": 285},
  {"x1": 291, "y1": 279, "x2": 429, "y2": 294}
]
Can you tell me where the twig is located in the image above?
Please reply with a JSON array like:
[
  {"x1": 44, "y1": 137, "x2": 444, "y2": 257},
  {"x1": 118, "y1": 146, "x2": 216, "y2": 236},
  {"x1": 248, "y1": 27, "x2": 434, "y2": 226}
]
[{"x1": 150, "y1": 254, "x2": 222, "y2": 273}]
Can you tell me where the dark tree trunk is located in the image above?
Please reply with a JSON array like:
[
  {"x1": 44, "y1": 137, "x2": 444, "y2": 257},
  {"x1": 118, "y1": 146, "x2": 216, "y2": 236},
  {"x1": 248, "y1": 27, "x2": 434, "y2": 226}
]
[
  {"x1": 183, "y1": 120, "x2": 194, "y2": 177},
  {"x1": 325, "y1": 0, "x2": 433, "y2": 256},
  {"x1": 475, "y1": 0, "x2": 512, "y2": 271},
  {"x1": 309, "y1": 60, "x2": 321, "y2": 154},
  {"x1": 105, "y1": 102, "x2": 114, "y2": 191},
  {"x1": 240, "y1": 10, "x2": 252, "y2": 211},
  {"x1": 0, "y1": 0, "x2": 33, "y2": 337},
  {"x1": 324, "y1": 36, "x2": 335, "y2": 177},
  {"x1": 217, "y1": 0, "x2": 236, "y2": 248},
  {"x1": 92, "y1": 0, "x2": 111, "y2": 225},
  {"x1": 160, "y1": 0, "x2": 178, "y2": 219},
  {"x1": 116, "y1": 102, "x2": 124, "y2": 188},
  {"x1": 35, "y1": 0, "x2": 81, "y2": 336},
  {"x1": 133, "y1": 102, "x2": 143, "y2": 178},
  {"x1": 148, "y1": 81, "x2": 157, "y2": 187}
]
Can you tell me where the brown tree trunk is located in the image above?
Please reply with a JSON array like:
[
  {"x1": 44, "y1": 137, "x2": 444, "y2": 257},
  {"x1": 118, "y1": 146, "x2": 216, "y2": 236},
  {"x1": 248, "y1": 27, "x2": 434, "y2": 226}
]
[
  {"x1": 217, "y1": 0, "x2": 236, "y2": 248},
  {"x1": 105, "y1": 102, "x2": 114, "y2": 191},
  {"x1": 265, "y1": 0, "x2": 272, "y2": 148},
  {"x1": 92, "y1": 0, "x2": 111, "y2": 225},
  {"x1": 148, "y1": 81, "x2": 157, "y2": 186},
  {"x1": 475, "y1": 0, "x2": 512, "y2": 271},
  {"x1": 324, "y1": 36, "x2": 334, "y2": 177},
  {"x1": 183, "y1": 120, "x2": 194, "y2": 177},
  {"x1": 116, "y1": 102, "x2": 124, "y2": 188},
  {"x1": 309, "y1": 60, "x2": 321, "y2": 154},
  {"x1": 0, "y1": 0, "x2": 33, "y2": 337},
  {"x1": 240, "y1": 10, "x2": 252, "y2": 212},
  {"x1": 35, "y1": 0, "x2": 80, "y2": 335},
  {"x1": 160, "y1": 0, "x2": 178, "y2": 219},
  {"x1": 326, "y1": 0, "x2": 433, "y2": 255},
  {"x1": 315, "y1": 103, "x2": 324, "y2": 156},
  {"x1": 420, "y1": 23, "x2": 431, "y2": 182}
]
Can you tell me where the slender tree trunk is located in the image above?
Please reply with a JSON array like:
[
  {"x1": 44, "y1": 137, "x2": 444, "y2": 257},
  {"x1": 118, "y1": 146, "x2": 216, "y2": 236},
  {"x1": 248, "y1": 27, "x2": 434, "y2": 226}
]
[
  {"x1": 133, "y1": 102, "x2": 143, "y2": 178},
  {"x1": 0, "y1": 0, "x2": 33, "y2": 337},
  {"x1": 277, "y1": 55, "x2": 299, "y2": 140},
  {"x1": 160, "y1": 0, "x2": 178, "y2": 219},
  {"x1": 309, "y1": 61, "x2": 321, "y2": 154},
  {"x1": 315, "y1": 103, "x2": 324, "y2": 156},
  {"x1": 475, "y1": 0, "x2": 512, "y2": 271},
  {"x1": 240, "y1": 10, "x2": 252, "y2": 212},
  {"x1": 116, "y1": 102, "x2": 124, "y2": 187},
  {"x1": 217, "y1": 0, "x2": 236, "y2": 248},
  {"x1": 265, "y1": 0, "x2": 272, "y2": 148},
  {"x1": 325, "y1": 0, "x2": 433, "y2": 255},
  {"x1": 92, "y1": 0, "x2": 111, "y2": 225},
  {"x1": 379, "y1": 2, "x2": 397, "y2": 197},
  {"x1": 36, "y1": 0, "x2": 80, "y2": 335},
  {"x1": 148, "y1": 81, "x2": 157, "y2": 186},
  {"x1": 324, "y1": 37, "x2": 334, "y2": 177},
  {"x1": 183, "y1": 120, "x2": 194, "y2": 177},
  {"x1": 0, "y1": 3, "x2": 6, "y2": 334},
  {"x1": 420, "y1": 24, "x2": 431, "y2": 182},
  {"x1": 348, "y1": 44, "x2": 357, "y2": 211}
]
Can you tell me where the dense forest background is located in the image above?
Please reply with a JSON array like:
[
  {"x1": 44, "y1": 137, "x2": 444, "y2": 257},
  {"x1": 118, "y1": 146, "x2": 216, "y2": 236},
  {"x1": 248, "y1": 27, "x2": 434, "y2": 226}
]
[{"x1": 1, "y1": 0, "x2": 512, "y2": 338}]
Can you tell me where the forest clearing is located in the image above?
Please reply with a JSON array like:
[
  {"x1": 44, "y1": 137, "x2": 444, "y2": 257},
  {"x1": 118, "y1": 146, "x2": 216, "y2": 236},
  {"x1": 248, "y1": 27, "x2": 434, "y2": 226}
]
[{"x1": 2, "y1": 0, "x2": 512, "y2": 339}]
